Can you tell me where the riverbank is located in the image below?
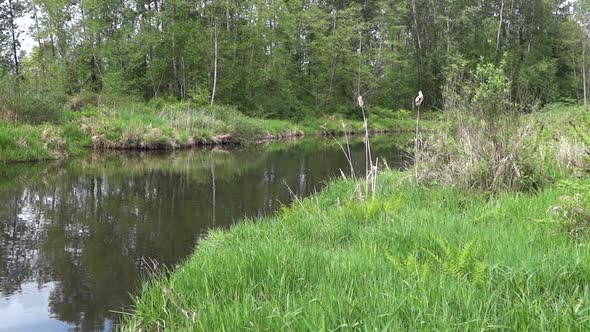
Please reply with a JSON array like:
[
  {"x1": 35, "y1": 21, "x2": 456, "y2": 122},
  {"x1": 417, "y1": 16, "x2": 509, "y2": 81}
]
[
  {"x1": 121, "y1": 104, "x2": 589, "y2": 331},
  {"x1": 0, "y1": 103, "x2": 431, "y2": 163},
  {"x1": 122, "y1": 172, "x2": 590, "y2": 331}
]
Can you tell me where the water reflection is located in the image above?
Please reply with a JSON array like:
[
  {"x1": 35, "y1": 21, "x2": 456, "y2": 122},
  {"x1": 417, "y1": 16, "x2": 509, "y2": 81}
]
[
  {"x1": 0, "y1": 282, "x2": 77, "y2": 332},
  {"x1": 0, "y1": 137, "x2": 409, "y2": 331}
]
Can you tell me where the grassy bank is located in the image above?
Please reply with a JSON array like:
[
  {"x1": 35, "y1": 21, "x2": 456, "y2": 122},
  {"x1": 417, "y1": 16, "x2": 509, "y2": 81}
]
[
  {"x1": 0, "y1": 122, "x2": 89, "y2": 162},
  {"x1": 122, "y1": 172, "x2": 590, "y2": 331},
  {"x1": 0, "y1": 102, "x2": 427, "y2": 163},
  {"x1": 122, "y1": 105, "x2": 589, "y2": 331}
]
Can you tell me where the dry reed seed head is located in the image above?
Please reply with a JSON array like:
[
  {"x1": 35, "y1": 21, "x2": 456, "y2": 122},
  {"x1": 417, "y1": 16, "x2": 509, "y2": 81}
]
[{"x1": 415, "y1": 91, "x2": 424, "y2": 107}]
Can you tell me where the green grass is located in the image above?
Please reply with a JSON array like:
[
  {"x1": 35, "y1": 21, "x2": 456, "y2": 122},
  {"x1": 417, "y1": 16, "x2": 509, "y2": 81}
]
[
  {"x1": 121, "y1": 172, "x2": 590, "y2": 331},
  {"x1": 77, "y1": 103, "x2": 303, "y2": 149},
  {"x1": 298, "y1": 108, "x2": 438, "y2": 135},
  {"x1": 0, "y1": 122, "x2": 89, "y2": 162},
  {"x1": 1, "y1": 101, "x2": 423, "y2": 162}
]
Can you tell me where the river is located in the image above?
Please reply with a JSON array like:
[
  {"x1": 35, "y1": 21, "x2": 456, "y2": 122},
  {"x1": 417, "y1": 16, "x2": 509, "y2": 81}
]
[{"x1": 0, "y1": 136, "x2": 409, "y2": 332}]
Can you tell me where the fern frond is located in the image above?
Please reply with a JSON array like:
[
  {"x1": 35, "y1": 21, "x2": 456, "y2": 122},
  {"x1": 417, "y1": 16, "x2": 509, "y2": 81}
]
[
  {"x1": 457, "y1": 240, "x2": 478, "y2": 271},
  {"x1": 472, "y1": 262, "x2": 487, "y2": 285},
  {"x1": 434, "y1": 236, "x2": 452, "y2": 257},
  {"x1": 386, "y1": 237, "x2": 489, "y2": 286},
  {"x1": 422, "y1": 248, "x2": 443, "y2": 265}
]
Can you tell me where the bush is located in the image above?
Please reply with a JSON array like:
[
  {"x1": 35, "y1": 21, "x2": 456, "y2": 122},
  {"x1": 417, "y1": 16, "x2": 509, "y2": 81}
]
[
  {"x1": 64, "y1": 91, "x2": 95, "y2": 111},
  {"x1": 0, "y1": 92, "x2": 63, "y2": 124},
  {"x1": 516, "y1": 59, "x2": 559, "y2": 105},
  {"x1": 418, "y1": 59, "x2": 550, "y2": 192}
]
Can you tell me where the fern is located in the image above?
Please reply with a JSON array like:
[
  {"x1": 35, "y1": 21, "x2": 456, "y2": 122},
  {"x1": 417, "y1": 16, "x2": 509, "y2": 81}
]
[
  {"x1": 387, "y1": 237, "x2": 488, "y2": 286},
  {"x1": 472, "y1": 262, "x2": 488, "y2": 286},
  {"x1": 457, "y1": 240, "x2": 477, "y2": 272}
]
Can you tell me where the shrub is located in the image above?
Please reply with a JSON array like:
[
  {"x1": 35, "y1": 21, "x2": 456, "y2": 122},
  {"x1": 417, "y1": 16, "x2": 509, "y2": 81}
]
[
  {"x1": 418, "y1": 59, "x2": 550, "y2": 192},
  {"x1": 186, "y1": 85, "x2": 210, "y2": 106},
  {"x1": 0, "y1": 92, "x2": 63, "y2": 124},
  {"x1": 516, "y1": 59, "x2": 559, "y2": 105}
]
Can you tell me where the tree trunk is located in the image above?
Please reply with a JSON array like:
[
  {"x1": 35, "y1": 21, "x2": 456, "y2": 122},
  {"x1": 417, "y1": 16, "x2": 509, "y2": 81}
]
[
  {"x1": 226, "y1": 4, "x2": 230, "y2": 32},
  {"x1": 325, "y1": 11, "x2": 337, "y2": 111},
  {"x1": 572, "y1": 57, "x2": 579, "y2": 102},
  {"x1": 7, "y1": 0, "x2": 20, "y2": 76},
  {"x1": 496, "y1": 0, "x2": 505, "y2": 59},
  {"x1": 210, "y1": 21, "x2": 218, "y2": 107},
  {"x1": 445, "y1": 7, "x2": 451, "y2": 53},
  {"x1": 584, "y1": 36, "x2": 587, "y2": 106},
  {"x1": 33, "y1": 4, "x2": 46, "y2": 81},
  {"x1": 411, "y1": 0, "x2": 422, "y2": 51},
  {"x1": 357, "y1": 31, "x2": 362, "y2": 99}
]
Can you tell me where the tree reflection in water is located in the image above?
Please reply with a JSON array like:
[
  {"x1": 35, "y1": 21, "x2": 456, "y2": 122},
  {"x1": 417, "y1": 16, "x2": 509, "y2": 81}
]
[{"x1": 0, "y1": 137, "x2": 409, "y2": 331}]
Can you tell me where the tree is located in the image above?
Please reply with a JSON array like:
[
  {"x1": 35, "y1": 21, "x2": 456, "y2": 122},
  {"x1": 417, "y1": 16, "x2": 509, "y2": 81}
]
[
  {"x1": 0, "y1": 0, "x2": 27, "y2": 76},
  {"x1": 1, "y1": 0, "x2": 586, "y2": 116},
  {"x1": 576, "y1": 0, "x2": 590, "y2": 105}
]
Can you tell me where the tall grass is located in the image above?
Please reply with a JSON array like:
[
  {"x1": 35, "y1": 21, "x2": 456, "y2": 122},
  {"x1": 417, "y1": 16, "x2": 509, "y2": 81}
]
[
  {"x1": 116, "y1": 63, "x2": 590, "y2": 331},
  {"x1": 120, "y1": 172, "x2": 590, "y2": 331},
  {"x1": 1, "y1": 96, "x2": 426, "y2": 162},
  {"x1": 0, "y1": 122, "x2": 88, "y2": 162},
  {"x1": 78, "y1": 103, "x2": 302, "y2": 150}
]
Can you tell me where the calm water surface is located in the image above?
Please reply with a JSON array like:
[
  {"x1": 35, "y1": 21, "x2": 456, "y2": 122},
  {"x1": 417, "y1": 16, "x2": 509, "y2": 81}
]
[{"x1": 0, "y1": 137, "x2": 409, "y2": 331}]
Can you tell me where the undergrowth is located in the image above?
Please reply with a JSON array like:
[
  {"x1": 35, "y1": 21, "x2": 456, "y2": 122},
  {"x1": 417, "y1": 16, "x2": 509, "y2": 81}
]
[
  {"x1": 552, "y1": 178, "x2": 590, "y2": 237},
  {"x1": 417, "y1": 60, "x2": 588, "y2": 192}
]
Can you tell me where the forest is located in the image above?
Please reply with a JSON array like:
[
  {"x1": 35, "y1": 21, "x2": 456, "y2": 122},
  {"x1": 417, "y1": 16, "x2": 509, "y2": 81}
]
[{"x1": 0, "y1": 0, "x2": 589, "y2": 120}]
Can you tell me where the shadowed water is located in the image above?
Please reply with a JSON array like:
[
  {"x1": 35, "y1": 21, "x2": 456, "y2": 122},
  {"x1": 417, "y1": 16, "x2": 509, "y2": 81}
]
[{"x1": 0, "y1": 136, "x2": 410, "y2": 332}]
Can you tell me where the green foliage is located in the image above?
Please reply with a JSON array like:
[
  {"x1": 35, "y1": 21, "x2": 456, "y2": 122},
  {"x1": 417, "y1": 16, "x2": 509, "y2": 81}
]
[
  {"x1": 471, "y1": 59, "x2": 513, "y2": 118},
  {"x1": 370, "y1": 106, "x2": 413, "y2": 121},
  {"x1": 572, "y1": 115, "x2": 590, "y2": 147},
  {"x1": 76, "y1": 103, "x2": 302, "y2": 150},
  {"x1": 0, "y1": 78, "x2": 64, "y2": 124},
  {"x1": 388, "y1": 237, "x2": 487, "y2": 285},
  {"x1": 517, "y1": 59, "x2": 560, "y2": 104},
  {"x1": 0, "y1": 96, "x2": 425, "y2": 162},
  {"x1": 186, "y1": 85, "x2": 210, "y2": 107},
  {"x1": 2, "y1": 0, "x2": 586, "y2": 119},
  {"x1": 1, "y1": 93, "x2": 63, "y2": 124}
]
